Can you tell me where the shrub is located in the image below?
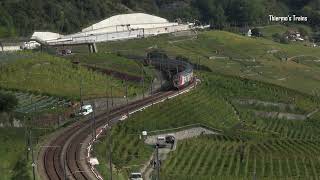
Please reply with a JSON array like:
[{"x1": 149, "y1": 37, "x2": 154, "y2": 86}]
[
  {"x1": 251, "y1": 28, "x2": 263, "y2": 37},
  {"x1": 0, "y1": 92, "x2": 18, "y2": 112}
]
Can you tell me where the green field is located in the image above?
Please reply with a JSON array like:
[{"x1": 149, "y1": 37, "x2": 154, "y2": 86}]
[
  {"x1": 0, "y1": 52, "x2": 147, "y2": 99},
  {"x1": 96, "y1": 30, "x2": 320, "y2": 95},
  {"x1": 0, "y1": 127, "x2": 48, "y2": 180},
  {"x1": 258, "y1": 24, "x2": 312, "y2": 40},
  {"x1": 0, "y1": 128, "x2": 27, "y2": 180}
]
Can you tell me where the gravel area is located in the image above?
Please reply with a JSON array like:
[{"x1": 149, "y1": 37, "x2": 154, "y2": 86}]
[
  {"x1": 142, "y1": 126, "x2": 219, "y2": 180},
  {"x1": 145, "y1": 127, "x2": 218, "y2": 145}
]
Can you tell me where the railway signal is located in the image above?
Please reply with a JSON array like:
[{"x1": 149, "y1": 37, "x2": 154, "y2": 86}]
[{"x1": 156, "y1": 144, "x2": 160, "y2": 180}]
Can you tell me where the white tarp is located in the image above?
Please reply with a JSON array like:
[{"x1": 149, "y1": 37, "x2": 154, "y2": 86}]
[{"x1": 82, "y1": 13, "x2": 169, "y2": 32}]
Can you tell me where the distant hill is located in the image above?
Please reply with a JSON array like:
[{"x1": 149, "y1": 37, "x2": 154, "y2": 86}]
[{"x1": 0, "y1": 0, "x2": 319, "y2": 38}]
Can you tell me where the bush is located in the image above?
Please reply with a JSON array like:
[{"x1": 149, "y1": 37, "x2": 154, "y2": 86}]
[
  {"x1": 272, "y1": 33, "x2": 289, "y2": 44},
  {"x1": 11, "y1": 157, "x2": 30, "y2": 180},
  {"x1": 251, "y1": 28, "x2": 263, "y2": 37},
  {"x1": 0, "y1": 92, "x2": 18, "y2": 112},
  {"x1": 298, "y1": 26, "x2": 310, "y2": 37}
]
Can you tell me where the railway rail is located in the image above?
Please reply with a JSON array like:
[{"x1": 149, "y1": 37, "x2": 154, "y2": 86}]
[{"x1": 40, "y1": 89, "x2": 191, "y2": 180}]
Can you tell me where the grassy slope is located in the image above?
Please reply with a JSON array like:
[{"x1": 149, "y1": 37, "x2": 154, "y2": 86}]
[
  {"x1": 67, "y1": 52, "x2": 156, "y2": 84},
  {"x1": 0, "y1": 128, "x2": 26, "y2": 180},
  {"x1": 69, "y1": 53, "x2": 144, "y2": 77},
  {"x1": 258, "y1": 24, "x2": 313, "y2": 40},
  {"x1": 0, "y1": 127, "x2": 51, "y2": 180},
  {"x1": 0, "y1": 52, "x2": 146, "y2": 99}
]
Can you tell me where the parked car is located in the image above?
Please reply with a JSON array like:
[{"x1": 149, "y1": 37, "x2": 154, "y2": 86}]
[
  {"x1": 156, "y1": 136, "x2": 166, "y2": 148},
  {"x1": 58, "y1": 49, "x2": 72, "y2": 56},
  {"x1": 129, "y1": 172, "x2": 143, "y2": 180},
  {"x1": 165, "y1": 134, "x2": 175, "y2": 144}
]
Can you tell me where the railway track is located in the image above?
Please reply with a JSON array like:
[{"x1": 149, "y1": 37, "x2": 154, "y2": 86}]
[{"x1": 41, "y1": 90, "x2": 179, "y2": 180}]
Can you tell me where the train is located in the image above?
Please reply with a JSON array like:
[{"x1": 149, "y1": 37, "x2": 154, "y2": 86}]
[
  {"x1": 120, "y1": 49, "x2": 194, "y2": 89},
  {"x1": 145, "y1": 50, "x2": 194, "y2": 89}
]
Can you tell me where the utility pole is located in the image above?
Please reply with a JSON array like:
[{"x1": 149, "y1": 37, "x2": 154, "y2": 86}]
[
  {"x1": 24, "y1": 116, "x2": 29, "y2": 160},
  {"x1": 92, "y1": 101, "x2": 97, "y2": 139},
  {"x1": 198, "y1": 56, "x2": 200, "y2": 71},
  {"x1": 64, "y1": 159, "x2": 67, "y2": 180},
  {"x1": 106, "y1": 88, "x2": 109, "y2": 111},
  {"x1": 26, "y1": 126, "x2": 30, "y2": 161},
  {"x1": 91, "y1": 101, "x2": 96, "y2": 140},
  {"x1": 160, "y1": 55, "x2": 163, "y2": 87},
  {"x1": 125, "y1": 82, "x2": 129, "y2": 116},
  {"x1": 108, "y1": 123, "x2": 113, "y2": 180},
  {"x1": 176, "y1": 65, "x2": 180, "y2": 94},
  {"x1": 80, "y1": 76, "x2": 83, "y2": 113},
  {"x1": 253, "y1": 170, "x2": 256, "y2": 180},
  {"x1": 156, "y1": 145, "x2": 160, "y2": 180},
  {"x1": 141, "y1": 65, "x2": 145, "y2": 99},
  {"x1": 30, "y1": 130, "x2": 36, "y2": 180},
  {"x1": 150, "y1": 77, "x2": 153, "y2": 95},
  {"x1": 111, "y1": 86, "x2": 114, "y2": 107}
]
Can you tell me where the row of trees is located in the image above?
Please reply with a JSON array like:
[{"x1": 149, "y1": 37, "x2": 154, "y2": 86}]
[{"x1": 0, "y1": 0, "x2": 319, "y2": 38}]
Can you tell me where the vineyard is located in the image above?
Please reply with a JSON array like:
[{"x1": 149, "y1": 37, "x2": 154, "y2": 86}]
[
  {"x1": 95, "y1": 30, "x2": 320, "y2": 95},
  {"x1": 1, "y1": 90, "x2": 70, "y2": 114},
  {"x1": 0, "y1": 51, "x2": 33, "y2": 63},
  {"x1": 161, "y1": 134, "x2": 320, "y2": 179},
  {"x1": 94, "y1": 71, "x2": 320, "y2": 179},
  {"x1": 158, "y1": 74, "x2": 320, "y2": 179},
  {"x1": 93, "y1": 78, "x2": 240, "y2": 178}
]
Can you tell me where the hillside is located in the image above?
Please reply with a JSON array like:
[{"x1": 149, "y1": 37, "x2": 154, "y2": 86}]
[{"x1": 0, "y1": 0, "x2": 319, "y2": 38}]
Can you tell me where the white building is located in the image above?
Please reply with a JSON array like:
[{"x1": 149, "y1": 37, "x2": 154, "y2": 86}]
[{"x1": 31, "y1": 13, "x2": 191, "y2": 46}]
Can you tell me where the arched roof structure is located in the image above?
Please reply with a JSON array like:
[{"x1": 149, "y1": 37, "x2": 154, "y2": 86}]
[{"x1": 82, "y1": 13, "x2": 170, "y2": 32}]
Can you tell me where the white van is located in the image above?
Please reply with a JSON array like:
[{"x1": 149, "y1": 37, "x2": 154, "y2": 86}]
[{"x1": 79, "y1": 105, "x2": 93, "y2": 116}]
